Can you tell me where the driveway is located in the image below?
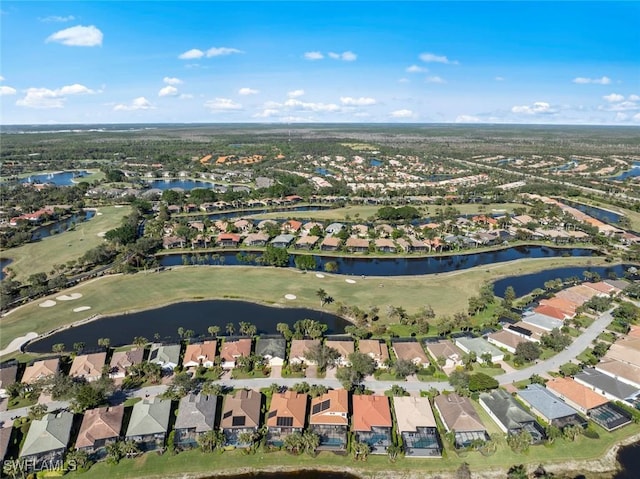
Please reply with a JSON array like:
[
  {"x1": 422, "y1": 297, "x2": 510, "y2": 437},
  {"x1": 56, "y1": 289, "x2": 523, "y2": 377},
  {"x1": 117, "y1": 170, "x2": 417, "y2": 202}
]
[
  {"x1": 305, "y1": 365, "x2": 318, "y2": 379},
  {"x1": 270, "y1": 366, "x2": 282, "y2": 379}
]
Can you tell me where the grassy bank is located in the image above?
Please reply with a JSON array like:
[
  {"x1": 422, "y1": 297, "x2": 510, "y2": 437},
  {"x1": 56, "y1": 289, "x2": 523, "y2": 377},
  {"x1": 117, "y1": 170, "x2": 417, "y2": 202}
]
[{"x1": 0, "y1": 256, "x2": 611, "y2": 350}]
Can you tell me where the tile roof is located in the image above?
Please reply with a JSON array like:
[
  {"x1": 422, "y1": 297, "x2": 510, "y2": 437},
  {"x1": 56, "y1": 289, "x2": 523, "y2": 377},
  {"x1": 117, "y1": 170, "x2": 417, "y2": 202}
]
[
  {"x1": 0, "y1": 426, "x2": 11, "y2": 462},
  {"x1": 309, "y1": 389, "x2": 349, "y2": 426},
  {"x1": 357, "y1": 340, "x2": 389, "y2": 364},
  {"x1": 392, "y1": 341, "x2": 429, "y2": 365},
  {"x1": 425, "y1": 340, "x2": 463, "y2": 362},
  {"x1": 70, "y1": 352, "x2": 107, "y2": 380},
  {"x1": 521, "y1": 312, "x2": 564, "y2": 331},
  {"x1": 255, "y1": 337, "x2": 286, "y2": 360},
  {"x1": 126, "y1": 398, "x2": 172, "y2": 437},
  {"x1": 183, "y1": 341, "x2": 217, "y2": 366},
  {"x1": 546, "y1": 377, "x2": 608, "y2": 411},
  {"x1": 487, "y1": 330, "x2": 527, "y2": 350},
  {"x1": 220, "y1": 338, "x2": 252, "y2": 362},
  {"x1": 605, "y1": 337, "x2": 640, "y2": 367},
  {"x1": 267, "y1": 391, "x2": 308, "y2": 429},
  {"x1": 533, "y1": 304, "x2": 570, "y2": 320},
  {"x1": 325, "y1": 340, "x2": 355, "y2": 359},
  {"x1": 175, "y1": 393, "x2": 217, "y2": 432},
  {"x1": 109, "y1": 349, "x2": 144, "y2": 374},
  {"x1": 596, "y1": 358, "x2": 640, "y2": 388},
  {"x1": 20, "y1": 411, "x2": 73, "y2": 457},
  {"x1": 220, "y1": 389, "x2": 262, "y2": 429},
  {"x1": 21, "y1": 359, "x2": 59, "y2": 384},
  {"x1": 352, "y1": 395, "x2": 392, "y2": 432},
  {"x1": 434, "y1": 393, "x2": 486, "y2": 433},
  {"x1": 393, "y1": 396, "x2": 437, "y2": 431},
  {"x1": 0, "y1": 365, "x2": 18, "y2": 390},
  {"x1": 479, "y1": 389, "x2": 537, "y2": 431},
  {"x1": 76, "y1": 405, "x2": 124, "y2": 449},
  {"x1": 289, "y1": 339, "x2": 320, "y2": 361}
]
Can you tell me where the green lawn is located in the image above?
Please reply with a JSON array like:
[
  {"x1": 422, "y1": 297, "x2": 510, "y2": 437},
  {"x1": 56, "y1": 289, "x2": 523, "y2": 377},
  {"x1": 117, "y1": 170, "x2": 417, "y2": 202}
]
[
  {"x1": 2, "y1": 205, "x2": 130, "y2": 282},
  {"x1": 0, "y1": 256, "x2": 614, "y2": 351}
]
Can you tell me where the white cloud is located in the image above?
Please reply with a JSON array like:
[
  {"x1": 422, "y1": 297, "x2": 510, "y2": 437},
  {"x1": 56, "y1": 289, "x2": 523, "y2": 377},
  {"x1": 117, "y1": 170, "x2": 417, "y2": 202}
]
[
  {"x1": 328, "y1": 51, "x2": 357, "y2": 61},
  {"x1": 253, "y1": 108, "x2": 281, "y2": 118},
  {"x1": 455, "y1": 115, "x2": 481, "y2": 123},
  {"x1": 304, "y1": 51, "x2": 324, "y2": 60},
  {"x1": 603, "y1": 93, "x2": 625, "y2": 102},
  {"x1": 238, "y1": 87, "x2": 259, "y2": 96},
  {"x1": 495, "y1": 76, "x2": 505, "y2": 81},
  {"x1": 426, "y1": 76, "x2": 446, "y2": 84},
  {"x1": 0, "y1": 75, "x2": 4, "y2": 81},
  {"x1": 46, "y1": 25, "x2": 103, "y2": 47},
  {"x1": 398, "y1": 78, "x2": 410, "y2": 83},
  {"x1": 40, "y1": 15, "x2": 75, "y2": 23},
  {"x1": 0, "y1": 85, "x2": 16, "y2": 96},
  {"x1": 419, "y1": 52, "x2": 458, "y2": 64},
  {"x1": 573, "y1": 76, "x2": 611, "y2": 85},
  {"x1": 284, "y1": 98, "x2": 340, "y2": 112},
  {"x1": 633, "y1": 113, "x2": 640, "y2": 122},
  {"x1": 114, "y1": 97, "x2": 154, "y2": 111},
  {"x1": 163, "y1": 77, "x2": 183, "y2": 85},
  {"x1": 158, "y1": 85, "x2": 178, "y2": 97},
  {"x1": 179, "y1": 93, "x2": 193, "y2": 100},
  {"x1": 340, "y1": 96, "x2": 376, "y2": 106},
  {"x1": 179, "y1": 48, "x2": 204, "y2": 60},
  {"x1": 601, "y1": 101, "x2": 639, "y2": 112},
  {"x1": 287, "y1": 89, "x2": 305, "y2": 98},
  {"x1": 406, "y1": 65, "x2": 427, "y2": 73},
  {"x1": 204, "y1": 98, "x2": 242, "y2": 111},
  {"x1": 390, "y1": 109, "x2": 414, "y2": 118},
  {"x1": 629, "y1": 94, "x2": 640, "y2": 101},
  {"x1": 205, "y1": 47, "x2": 243, "y2": 57},
  {"x1": 16, "y1": 83, "x2": 95, "y2": 108},
  {"x1": 511, "y1": 101, "x2": 555, "y2": 115}
]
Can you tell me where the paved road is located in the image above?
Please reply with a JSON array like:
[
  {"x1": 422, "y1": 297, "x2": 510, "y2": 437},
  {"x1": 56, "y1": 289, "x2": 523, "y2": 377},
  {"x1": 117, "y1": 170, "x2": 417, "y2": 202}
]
[{"x1": 0, "y1": 400, "x2": 70, "y2": 425}]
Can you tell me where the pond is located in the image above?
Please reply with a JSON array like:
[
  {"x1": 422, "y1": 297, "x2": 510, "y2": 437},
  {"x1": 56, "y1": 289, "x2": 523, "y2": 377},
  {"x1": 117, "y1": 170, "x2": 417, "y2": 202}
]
[
  {"x1": 492, "y1": 263, "x2": 634, "y2": 298},
  {"x1": 0, "y1": 258, "x2": 11, "y2": 281},
  {"x1": 561, "y1": 200, "x2": 624, "y2": 225},
  {"x1": 610, "y1": 162, "x2": 640, "y2": 181},
  {"x1": 20, "y1": 170, "x2": 89, "y2": 186},
  {"x1": 615, "y1": 441, "x2": 640, "y2": 479},
  {"x1": 146, "y1": 179, "x2": 223, "y2": 191},
  {"x1": 25, "y1": 300, "x2": 350, "y2": 353},
  {"x1": 205, "y1": 205, "x2": 332, "y2": 221},
  {"x1": 159, "y1": 246, "x2": 598, "y2": 277},
  {"x1": 31, "y1": 210, "x2": 96, "y2": 240},
  {"x1": 200, "y1": 472, "x2": 359, "y2": 479}
]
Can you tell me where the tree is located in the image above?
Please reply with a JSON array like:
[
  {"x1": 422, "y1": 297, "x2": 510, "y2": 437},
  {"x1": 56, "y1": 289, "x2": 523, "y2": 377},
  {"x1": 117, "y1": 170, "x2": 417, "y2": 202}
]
[
  {"x1": 73, "y1": 342, "x2": 85, "y2": 354},
  {"x1": 393, "y1": 359, "x2": 418, "y2": 379},
  {"x1": 456, "y1": 462, "x2": 472, "y2": 479},
  {"x1": 316, "y1": 288, "x2": 328, "y2": 307},
  {"x1": 207, "y1": 325, "x2": 220, "y2": 337},
  {"x1": 502, "y1": 286, "x2": 516, "y2": 309},
  {"x1": 121, "y1": 440, "x2": 141, "y2": 458},
  {"x1": 468, "y1": 373, "x2": 499, "y2": 392},
  {"x1": 262, "y1": 244, "x2": 289, "y2": 267},
  {"x1": 545, "y1": 424, "x2": 561, "y2": 445},
  {"x1": 352, "y1": 441, "x2": 371, "y2": 461},
  {"x1": 562, "y1": 424, "x2": 583, "y2": 442},
  {"x1": 97, "y1": 337, "x2": 111, "y2": 350},
  {"x1": 386, "y1": 443, "x2": 403, "y2": 463},
  {"x1": 106, "y1": 441, "x2": 124, "y2": 464},
  {"x1": 28, "y1": 403, "x2": 48, "y2": 421},
  {"x1": 304, "y1": 343, "x2": 340, "y2": 372},
  {"x1": 507, "y1": 430, "x2": 532, "y2": 453},
  {"x1": 293, "y1": 319, "x2": 327, "y2": 339},
  {"x1": 541, "y1": 328, "x2": 572, "y2": 352},
  {"x1": 515, "y1": 341, "x2": 541, "y2": 363},
  {"x1": 276, "y1": 322, "x2": 293, "y2": 340},
  {"x1": 71, "y1": 383, "x2": 106, "y2": 412},
  {"x1": 162, "y1": 371, "x2": 197, "y2": 400},
  {"x1": 239, "y1": 321, "x2": 257, "y2": 337},
  {"x1": 448, "y1": 370, "x2": 470, "y2": 391},
  {"x1": 65, "y1": 448, "x2": 91, "y2": 471},
  {"x1": 133, "y1": 336, "x2": 148, "y2": 347},
  {"x1": 198, "y1": 430, "x2": 225, "y2": 453},
  {"x1": 52, "y1": 343, "x2": 66, "y2": 354},
  {"x1": 225, "y1": 322, "x2": 235, "y2": 336},
  {"x1": 507, "y1": 464, "x2": 528, "y2": 479}
]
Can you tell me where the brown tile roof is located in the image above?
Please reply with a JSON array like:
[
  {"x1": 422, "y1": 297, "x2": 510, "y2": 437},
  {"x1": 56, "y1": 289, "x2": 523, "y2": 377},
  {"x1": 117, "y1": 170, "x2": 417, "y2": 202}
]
[
  {"x1": 374, "y1": 238, "x2": 396, "y2": 249},
  {"x1": 266, "y1": 391, "x2": 308, "y2": 429},
  {"x1": 310, "y1": 389, "x2": 349, "y2": 426},
  {"x1": 217, "y1": 233, "x2": 241, "y2": 243},
  {"x1": 357, "y1": 340, "x2": 389, "y2": 364},
  {"x1": 0, "y1": 365, "x2": 18, "y2": 391},
  {"x1": 325, "y1": 340, "x2": 354, "y2": 359},
  {"x1": 0, "y1": 426, "x2": 11, "y2": 462},
  {"x1": 70, "y1": 352, "x2": 107, "y2": 380},
  {"x1": 320, "y1": 236, "x2": 342, "y2": 247},
  {"x1": 596, "y1": 358, "x2": 640, "y2": 386},
  {"x1": 220, "y1": 389, "x2": 262, "y2": 429},
  {"x1": 345, "y1": 237, "x2": 370, "y2": 248},
  {"x1": 556, "y1": 285, "x2": 597, "y2": 305},
  {"x1": 184, "y1": 341, "x2": 217, "y2": 366},
  {"x1": 434, "y1": 393, "x2": 486, "y2": 433},
  {"x1": 75, "y1": 405, "x2": 124, "y2": 449},
  {"x1": 605, "y1": 337, "x2": 640, "y2": 367},
  {"x1": 425, "y1": 340, "x2": 463, "y2": 362},
  {"x1": 220, "y1": 339, "x2": 252, "y2": 362},
  {"x1": 628, "y1": 325, "x2": 640, "y2": 339},
  {"x1": 109, "y1": 349, "x2": 144, "y2": 375},
  {"x1": 487, "y1": 330, "x2": 526, "y2": 350},
  {"x1": 533, "y1": 304, "x2": 569, "y2": 320},
  {"x1": 583, "y1": 281, "x2": 617, "y2": 294},
  {"x1": 352, "y1": 395, "x2": 392, "y2": 431},
  {"x1": 539, "y1": 297, "x2": 579, "y2": 314},
  {"x1": 22, "y1": 359, "x2": 59, "y2": 384},
  {"x1": 295, "y1": 235, "x2": 319, "y2": 246},
  {"x1": 289, "y1": 339, "x2": 320, "y2": 362},
  {"x1": 546, "y1": 377, "x2": 608, "y2": 411},
  {"x1": 392, "y1": 341, "x2": 429, "y2": 365}
]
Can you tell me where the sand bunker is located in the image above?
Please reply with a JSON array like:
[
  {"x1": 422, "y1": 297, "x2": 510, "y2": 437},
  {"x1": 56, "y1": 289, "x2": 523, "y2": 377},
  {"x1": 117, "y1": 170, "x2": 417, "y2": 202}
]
[
  {"x1": 96, "y1": 212, "x2": 103, "y2": 216},
  {"x1": 56, "y1": 293, "x2": 83, "y2": 301},
  {"x1": 73, "y1": 306, "x2": 91, "y2": 312},
  {"x1": 114, "y1": 205, "x2": 124, "y2": 208},
  {"x1": 97, "y1": 232, "x2": 106, "y2": 237},
  {"x1": 315, "y1": 273, "x2": 325, "y2": 278},
  {"x1": 345, "y1": 279, "x2": 356, "y2": 284},
  {"x1": 284, "y1": 294, "x2": 297, "y2": 300},
  {"x1": 39, "y1": 300, "x2": 57, "y2": 308}
]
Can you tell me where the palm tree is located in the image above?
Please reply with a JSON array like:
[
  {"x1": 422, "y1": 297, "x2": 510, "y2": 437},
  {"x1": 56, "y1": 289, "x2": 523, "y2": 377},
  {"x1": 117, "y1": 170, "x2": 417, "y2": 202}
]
[
  {"x1": 386, "y1": 444, "x2": 402, "y2": 463},
  {"x1": 225, "y1": 322, "x2": 235, "y2": 336},
  {"x1": 352, "y1": 441, "x2": 371, "y2": 461},
  {"x1": 28, "y1": 403, "x2": 48, "y2": 421},
  {"x1": 202, "y1": 381, "x2": 224, "y2": 397},
  {"x1": 302, "y1": 431, "x2": 320, "y2": 455},
  {"x1": 198, "y1": 430, "x2": 225, "y2": 453},
  {"x1": 65, "y1": 449, "x2": 90, "y2": 470},
  {"x1": 283, "y1": 431, "x2": 305, "y2": 455},
  {"x1": 208, "y1": 325, "x2": 220, "y2": 337},
  {"x1": 52, "y1": 343, "x2": 65, "y2": 354},
  {"x1": 121, "y1": 440, "x2": 140, "y2": 458},
  {"x1": 133, "y1": 336, "x2": 148, "y2": 348},
  {"x1": 316, "y1": 288, "x2": 328, "y2": 307},
  {"x1": 97, "y1": 337, "x2": 111, "y2": 350}
]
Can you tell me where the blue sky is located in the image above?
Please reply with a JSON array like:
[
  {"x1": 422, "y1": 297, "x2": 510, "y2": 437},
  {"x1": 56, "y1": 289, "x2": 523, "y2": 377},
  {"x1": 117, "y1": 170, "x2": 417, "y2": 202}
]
[{"x1": 1, "y1": 1, "x2": 638, "y2": 125}]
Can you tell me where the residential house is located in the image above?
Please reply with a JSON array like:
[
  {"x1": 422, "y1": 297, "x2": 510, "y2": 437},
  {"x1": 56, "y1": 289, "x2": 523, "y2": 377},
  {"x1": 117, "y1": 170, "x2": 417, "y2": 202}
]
[
  {"x1": 506, "y1": 322, "x2": 546, "y2": 343},
  {"x1": 109, "y1": 349, "x2": 144, "y2": 379},
  {"x1": 352, "y1": 395, "x2": 393, "y2": 454},
  {"x1": 374, "y1": 238, "x2": 396, "y2": 253},
  {"x1": 21, "y1": 358, "x2": 59, "y2": 385},
  {"x1": 233, "y1": 219, "x2": 252, "y2": 233},
  {"x1": 162, "y1": 236, "x2": 184, "y2": 249},
  {"x1": 596, "y1": 357, "x2": 640, "y2": 389},
  {"x1": 255, "y1": 337, "x2": 286, "y2": 367},
  {"x1": 270, "y1": 234, "x2": 295, "y2": 249},
  {"x1": 76, "y1": 405, "x2": 124, "y2": 459},
  {"x1": 434, "y1": 393, "x2": 489, "y2": 448},
  {"x1": 357, "y1": 340, "x2": 389, "y2": 369},
  {"x1": 221, "y1": 389, "x2": 262, "y2": 446},
  {"x1": 517, "y1": 384, "x2": 586, "y2": 429},
  {"x1": 183, "y1": 341, "x2": 217, "y2": 369},
  {"x1": 148, "y1": 344, "x2": 181, "y2": 371},
  {"x1": 283, "y1": 220, "x2": 303, "y2": 234},
  {"x1": 243, "y1": 232, "x2": 270, "y2": 247},
  {"x1": 325, "y1": 223, "x2": 345, "y2": 235},
  {"x1": 455, "y1": 337, "x2": 505, "y2": 363},
  {"x1": 294, "y1": 235, "x2": 319, "y2": 250},
  {"x1": 20, "y1": 411, "x2": 73, "y2": 471},
  {"x1": 70, "y1": 352, "x2": 107, "y2": 382},
  {"x1": 125, "y1": 398, "x2": 172, "y2": 452},
  {"x1": 393, "y1": 396, "x2": 441, "y2": 457},
  {"x1": 351, "y1": 224, "x2": 369, "y2": 238},
  {"x1": 533, "y1": 304, "x2": 570, "y2": 321},
  {"x1": 302, "y1": 222, "x2": 323, "y2": 235},
  {"x1": 257, "y1": 219, "x2": 278, "y2": 231},
  {"x1": 216, "y1": 233, "x2": 241, "y2": 248},
  {"x1": 289, "y1": 339, "x2": 321, "y2": 365},
  {"x1": 310, "y1": 389, "x2": 349, "y2": 450},
  {"x1": 320, "y1": 236, "x2": 342, "y2": 251},
  {"x1": 479, "y1": 389, "x2": 544, "y2": 443},
  {"x1": 574, "y1": 368, "x2": 640, "y2": 409},
  {"x1": 424, "y1": 340, "x2": 464, "y2": 372},
  {"x1": 325, "y1": 339, "x2": 354, "y2": 367},
  {"x1": 376, "y1": 224, "x2": 394, "y2": 237},
  {"x1": 0, "y1": 364, "x2": 18, "y2": 398},
  {"x1": 392, "y1": 340, "x2": 430, "y2": 368},
  {"x1": 174, "y1": 393, "x2": 217, "y2": 450},
  {"x1": 220, "y1": 338, "x2": 252, "y2": 369},
  {"x1": 0, "y1": 426, "x2": 11, "y2": 463},
  {"x1": 266, "y1": 391, "x2": 308, "y2": 446},
  {"x1": 345, "y1": 237, "x2": 370, "y2": 253},
  {"x1": 605, "y1": 336, "x2": 640, "y2": 368},
  {"x1": 521, "y1": 312, "x2": 564, "y2": 332},
  {"x1": 487, "y1": 330, "x2": 527, "y2": 354}
]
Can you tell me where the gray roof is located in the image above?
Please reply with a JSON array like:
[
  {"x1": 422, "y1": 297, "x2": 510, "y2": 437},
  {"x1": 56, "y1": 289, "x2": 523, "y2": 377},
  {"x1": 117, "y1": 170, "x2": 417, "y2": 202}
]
[
  {"x1": 480, "y1": 389, "x2": 537, "y2": 431},
  {"x1": 148, "y1": 344, "x2": 181, "y2": 367},
  {"x1": 455, "y1": 337, "x2": 503, "y2": 358},
  {"x1": 0, "y1": 365, "x2": 18, "y2": 389},
  {"x1": 521, "y1": 312, "x2": 563, "y2": 331},
  {"x1": 126, "y1": 398, "x2": 172, "y2": 437},
  {"x1": 325, "y1": 223, "x2": 345, "y2": 233},
  {"x1": 270, "y1": 234, "x2": 295, "y2": 245},
  {"x1": 575, "y1": 368, "x2": 640, "y2": 401},
  {"x1": 175, "y1": 393, "x2": 217, "y2": 433},
  {"x1": 517, "y1": 384, "x2": 581, "y2": 420},
  {"x1": 20, "y1": 411, "x2": 73, "y2": 458},
  {"x1": 255, "y1": 338, "x2": 286, "y2": 360},
  {"x1": 0, "y1": 426, "x2": 12, "y2": 461}
]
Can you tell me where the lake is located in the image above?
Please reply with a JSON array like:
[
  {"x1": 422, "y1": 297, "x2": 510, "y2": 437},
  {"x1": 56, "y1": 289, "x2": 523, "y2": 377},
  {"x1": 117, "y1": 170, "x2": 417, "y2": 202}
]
[
  {"x1": 21, "y1": 170, "x2": 89, "y2": 186},
  {"x1": 147, "y1": 179, "x2": 223, "y2": 191},
  {"x1": 615, "y1": 441, "x2": 640, "y2": 479},
  {"x1": 25, "y1": 300, "x2": 350, "y2": 352},
  {"x1": 201, "y1": 472, "x2": 359, "y2": 479},
  {"x1": 610, "y1": 162, "x2": 640, "y2": 181},
  {"x1": 31, "y1": 210, "x2": 96, "y2": 240},
  {"x1": 159, "y1": 246, "x2": 598, "y2": 277}
]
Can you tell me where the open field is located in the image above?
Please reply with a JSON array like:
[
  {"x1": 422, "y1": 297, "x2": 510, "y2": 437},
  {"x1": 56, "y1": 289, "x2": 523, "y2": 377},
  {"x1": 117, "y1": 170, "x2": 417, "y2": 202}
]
[
  {"x1": 1, "y1": 205, "x2": 130, "y2": 281},
  {"x1": 0, "y1": 256, "x2": 611, "y2": 350}
]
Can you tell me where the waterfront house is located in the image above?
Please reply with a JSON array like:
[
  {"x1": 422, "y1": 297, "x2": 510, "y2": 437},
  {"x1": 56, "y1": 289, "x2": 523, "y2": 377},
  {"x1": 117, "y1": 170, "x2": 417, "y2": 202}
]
[
  {"x1": 183, "y1": 341, "x2": 217, "y2": 369},
  {"x1": 148, "y1": 344, "x2": 181, "y2": 371},
  {"x1": 605, "y1": 336, "x2": 640, "y2": 368},
  {"x1": 325, "y1": 339, "x2": 354, "y2": 367},
  {"x1": 516, "y1": 384, "x2": 586, "y2": 429},
  {"x1": 325, "y1": 223, "x2": 345, "y2": 235},
  {"x1": 243, "y1": 232, "x2": 270, "y2": 247},
  {"x1": 352, "y1": 395, "x2": 393, "y2": 454},
  {"x1": 21, "y1": 358, "x2": 59, "y2": 385},
  {"x1": 220, "y1": 338, "x2": 252, "y2": 370},
  {"x1": 221, "y1": 389, "x2": 262, "y2": 447},
  {"x1": 434, "y1": 393, "x2": 489, "y2": 448},
  {"x1": 596, "y1": 357, "x2": 640, "y2": 389},
  {"x1": 310, "y1": 389, "x2": 349, "y2": 450},
  {"x1": 374, "y1": 238, "x2": 396, "y2": 253},
  {"x1": 20, "y1": 411, "x2": 73, "y2": 472},
  {"x1": 574, "y1": 368, "x2": 640, "y2": 408},
  {"x1": 487, "y1": 330, "x2": 527, "y2": 354},
  {"x1": 70, "y1": 352, "x2": 107, "y2": 382},
  {"x1": 289, "y1": 339, "x2": 321, "y2": 365},
  {"x1": 455, "y1": 337, "x2": 504, "y2": 363},
  {"x1": 520, "y1": 312, "x2": 564, "y2": 332},
  {"x1": 0, "y1": 363, "x2": 18, "y2": 398},
  {"x1": 216, "y1": 233, "x2": 241, "y2": 248},
  {"x1": 174, "y1": 393, "x2": 217, "y2": 450},
  {"x1": 357, "y1": 340, "x2": 389, "y2": 369},
  {"x1": 393, "y1": 396, "x2": 441, "y2": 457},
  {"x1": 125, "y1": 397, "x2": 172, "y2": 452},
  {"x1": 109, "y1": 349, "x2": 144, "y2": 379},
  {"x1": 424, "y1": 340, "x2": 464, "y2": 372},
  {"x1": 320, "y1": 236, "x2": 342, "y2": 251},
  {"x1": 345, "y1": 237, "x2": 370, "y2": 253},
  {"x1": 283, "y1": 220, "x2": 303, "y2": 234},
  {"x1": 255, "y1": 337, "x2": 286, "y2": 367},
  {"x1": 75, "y1": 405, "x2": 124, "y2": 460},
  {"x1": 392, "y1": 340, "x2": 430, "y2": 368},
  {"x1": 266, "y1": 391, "x2": 308, "y2": 447},
  {"x1": 479, "y1": 389, "x2": 544, "y2": 443},
  {"x1": 270, "y1": 234, "x2": 295, "y2": 249}
]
